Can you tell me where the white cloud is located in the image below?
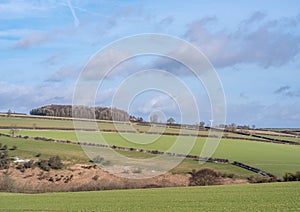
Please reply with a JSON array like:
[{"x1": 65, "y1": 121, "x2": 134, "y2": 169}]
[
  {"x1": 137, "y1": 95, "x2": 177, "y2": 114},
  {"x1": 13, "y1": 31, "x2": 56, "y2": 49},
  {"x1": 184, "y1": 12, "x2": 300, "y2": 68},
  {"x1": 0, "y1": 81, "x2": 73, "y2": 113},
  {"x1": 46, "y1": 65, "x2": 81, "y2": 82}
]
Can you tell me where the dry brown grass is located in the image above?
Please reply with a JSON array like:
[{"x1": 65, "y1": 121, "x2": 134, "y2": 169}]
[{"x1": 0, "y1": 164, "x2": 248, "y2": 193}]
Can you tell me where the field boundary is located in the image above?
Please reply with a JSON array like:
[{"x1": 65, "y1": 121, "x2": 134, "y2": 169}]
[
  {"x1": 232, "y1": 161, "x2": 276, "y2": 178},
  {"x1": 0, "y1": 126, "x2": 283, "y2": 143},
  {"x1": 0, "y1": 133, "x2": 277, "y2": 177}
]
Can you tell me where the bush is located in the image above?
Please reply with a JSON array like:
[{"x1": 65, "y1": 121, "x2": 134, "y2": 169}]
[
  {"x1": 36, "y1": 159, "x2": 50, "y2": 171},
  {"x1": 35, "y1": 153, "x2": 41, "y2": 157},
  {"x1": 9, "y1": 145, "x2": 17, "y2": 151},
  {"x1": 0, "y1": 150, "x2": 9, "y2": 170},
  {"x1": 189, "y1": 168, "x2": 220, "y2": 186},
  {"x1": 48, "y1": 156, "x2": 63, "y2": 169},
  {"x1": 248, "y1": 176, "x2": 277, "y2": 183},
  {"x1": 24, "y1": 160, "x2": 34, "y2": 169},
  {"x1": 35, "y1": 156, "x2": 63, "y2": 171},
  {"x1": 295, "y1": 171, "x2": 300, "y2": 180},
  {"x1": 1, "y1": 145, "x2": 7, "y2": 151},
  {"x1": 91, "y1": 155, "x2": 104, "y2": 163},
  {"x1": 219, "y1": 172, "x2": 235, "y2": 178},
  {"x1": 16, "y1": 164, "x2": 26, "y2": 173},
  {"x1": 92, "y1": 175, "x2": 99, "y2": 181},
  {"x1": 283, "y1": 171, "x2": 300, "y2": 181}
]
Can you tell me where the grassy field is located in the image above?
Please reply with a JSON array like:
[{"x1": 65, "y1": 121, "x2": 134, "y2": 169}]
[
  {"x1": 0, "y1": 182, "x2": 299, "y2": 211},
  {"x1": 0, "y1": 136, "x2": 253, "y2": 177},
  {"x1": 0, "y1": 116, "x2": 262, "y2": 139},
  {"x1": 2, "y1": 129, "x2": 300, "y2": 177},
  {"x1": 254, "y1": 135, "x2": 300, "y2": 143}
]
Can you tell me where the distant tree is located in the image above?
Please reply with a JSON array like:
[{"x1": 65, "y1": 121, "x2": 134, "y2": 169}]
[
  {"x1": 167, "y1": 117, "x2": 175, "y2": 125},
  {"x1": 9, "y1": 126, "x2": 18, "y2": 137},
  {"x1": 252, "y1": 125, "x2": 256, "y2": 130},
  {"x1": 229, "y1": 123, "x2": 237, "y2": 132},
  {"x1": 7, "y1": 109, "x2": 12, "y2": 117},
  {"x1": 199, "y1": 121, "x2": 205, "y2": 129},
  {"x1": 150, "y1": 114, "x2": 158, "y2": 123},
  {"x1": 30, "y1": 105, "x2": 129, "y2": 121},
  {"x1": 48, "y1": 156, "x2": 63, "y2": 169},
  {"x1": 189, "y1": 168, "x2": 220, "y2": 186}
]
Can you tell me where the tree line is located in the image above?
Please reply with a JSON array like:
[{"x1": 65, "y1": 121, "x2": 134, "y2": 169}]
[{"x1": 30, "y1": 105, "x2": 129, "y2": 121}]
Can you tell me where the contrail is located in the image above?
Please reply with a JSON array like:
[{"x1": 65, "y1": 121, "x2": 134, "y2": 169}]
[{"x1": 66, "y1": 0, "x2": 79, "y2": 27}]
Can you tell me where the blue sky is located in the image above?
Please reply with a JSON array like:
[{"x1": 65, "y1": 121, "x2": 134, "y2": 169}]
[{"x1": 0, "y1": 0, "x2": 300, "y2": 127}]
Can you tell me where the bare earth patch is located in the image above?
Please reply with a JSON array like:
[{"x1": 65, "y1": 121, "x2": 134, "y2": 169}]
[{"x1": 0, "y1": 164, "x2": 248, "y2": 193}]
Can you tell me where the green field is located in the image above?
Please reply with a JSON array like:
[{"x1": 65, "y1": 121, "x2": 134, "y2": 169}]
[
  {"x1": 0, "y1": 182, "x2": 299, "y2": 211},
  {"x1": 2, "y1": 129, "x2": 300, "y2": 177},
  {"x1": 255, "y1": 135, "x2": 300, "y2": 143},
  {"x1": 0, "y1": 136, "x2": 253, "y2": 178},
  {"x1": 0, "y1": 116, "x2": 262, "y2": 140}
]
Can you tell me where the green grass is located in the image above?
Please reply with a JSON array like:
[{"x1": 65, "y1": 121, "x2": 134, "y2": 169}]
[
  {"x1": 255, "y1": 135, "x2": 300, "y2": 143},
  {"x1": 0, "y1": 136, "x2": 253, "y2": 177},
  {"x1": 0, "y1": 116, "x2": 201, "y2": 133},
  {"x1": 0, "y1": 116, "x2": 75, "y2": 129},
  {"x1": 2, "y1": 129, "x2": 300, "y2": 177},
  {"x1": 0, "y1": 136, "x2": 89, "y2": 164},
  {"x1": 0, "y1": 182, "x2": 299, "y2": 211}
]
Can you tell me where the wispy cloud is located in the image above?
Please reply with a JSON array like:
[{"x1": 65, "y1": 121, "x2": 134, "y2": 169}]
[
  {"x1": 274, "y1": 85, "x2": 290, "y2": 94},
  {"x1": 0, "y1": 81, "x2": 73, "y2": 113},
  {"x1": 43, "y1": 51, "x2": 65, "y2": 66},
  {"x1": 159, "y1": 16, "x2": 174, "y2": 27},
  {"x1": 13, "y1": 31, "x2": 56, "y2": 49},
  {"x1": 46, "y1": 65, "x2": 81, "y2": 82},
  {"x1": 274, "y1": 85, "x2": 300, "y2": 97}
]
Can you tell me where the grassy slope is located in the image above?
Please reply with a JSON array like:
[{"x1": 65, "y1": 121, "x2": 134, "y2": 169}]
[
  {"x1": 0, "y1": 117, "x2": 261, "y2": 139},
  {"x1": 255, "y1": 135, "x2": 300, "y2": 143},
  {"x1": 0, "y1": 136, "x2": 253, "y2": 177},
  {"x1": 0, "y1": 182, "x2": 299, "y2": 211},
  {"x1": 2, "y1": 129, "x2": 300, "y2": 177}
]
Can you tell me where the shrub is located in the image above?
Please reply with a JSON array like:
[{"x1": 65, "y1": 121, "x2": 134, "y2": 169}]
[
  {"x1": 295, "y1": 171, "x2": 300, "y2": 180},
  {"x1": 189, "y1": 168, "x2": 220, "y2": 186},
  {"x1": 48, "y1": 156, "x2": 63, "y2": 169},
  {"x1": 36, "y1": 159, "x2": 50, "y2": 171},
  {"x1": 92, "y1": 175, "x2": 99, "y2": 181},
  {"x1": 0, "y1": 150, "x2": 9, "y2": 170},
  {"x1": 91, "y1": 155, "x2": 104, "y2": 163},
  {"x1": 1, "y1": 145, "x2": 7, "y2": 151},
  {"x1": 24, "y1": 160, "x2": 34, "y2": 169},
  {"x1": 219, "y1": 172, "x2": 235, "y2": 178},
  {"x1": 9, "y1": 145, "x2": 17, "y2": 151},
  {"x1": 248, "y1": 176, "x2": 277, "y2": 183},
  {"x1": 16, "y1": 164, "x2": 26, "y2": 173},
  {"x1": 35, "y1": 153, "x2": 41, "y2": 157},
  {"x1": 283, "y1": 171, "x2": 300, "y2": 181}
]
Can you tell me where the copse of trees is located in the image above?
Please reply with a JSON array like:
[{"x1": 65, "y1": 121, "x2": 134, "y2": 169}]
[{"x1": 30, "y1": 105, "x2": 129, "y2": 121}]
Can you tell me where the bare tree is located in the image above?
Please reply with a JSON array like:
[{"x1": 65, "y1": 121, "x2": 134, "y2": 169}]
[
  {"x1": 150, "y1": 114, "x2": 158, "y2": 123},
  {"x1": 167, "y1": 117, "x2": 175, "y2": 125},
  {"x1": 199, "y1": 121, "x2": 205, "y2": 129}
]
